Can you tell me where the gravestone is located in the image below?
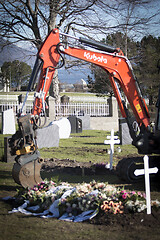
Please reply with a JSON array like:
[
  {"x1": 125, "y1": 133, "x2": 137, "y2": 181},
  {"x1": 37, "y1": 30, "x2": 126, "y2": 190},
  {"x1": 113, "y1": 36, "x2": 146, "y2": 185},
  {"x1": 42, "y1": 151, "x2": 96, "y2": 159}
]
[
  {"x1": 61, "y1": 95, "x2": 70, "y2": 104},
  {"x1": 18, "y1": 94, "x2": 25, "y2": 104},
  {"x1": 36, "y1": 124, "x2": 59, "y2": 149},
  {"x1": 78, "y1": 114, "x2": 90, "y2": 130},
  {"x1": 119, "y1": 118, "x2": 132, "y2": 145},
  {"x1": 51, "y1": 118, "x2": 71, "y2": 139},
  {"x1": 2, "y1": 108, "x2": 16, "y2": 134},
  {"x1": 68, "y1": 116, "x2": 82, "y2": 133},
  {"x1": 45, "y1": 96, "x2": 56, "y2": 123}
]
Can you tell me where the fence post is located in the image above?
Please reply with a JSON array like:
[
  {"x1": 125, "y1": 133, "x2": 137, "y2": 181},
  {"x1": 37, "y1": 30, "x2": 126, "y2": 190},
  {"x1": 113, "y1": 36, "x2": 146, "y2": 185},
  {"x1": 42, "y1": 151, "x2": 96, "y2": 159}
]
[
  {"x1": 107, "y1": 97, "x2": 113, "y2": 116},
  {"x1": 46, "y1": 96, "x2": 56, "y2": 123}
]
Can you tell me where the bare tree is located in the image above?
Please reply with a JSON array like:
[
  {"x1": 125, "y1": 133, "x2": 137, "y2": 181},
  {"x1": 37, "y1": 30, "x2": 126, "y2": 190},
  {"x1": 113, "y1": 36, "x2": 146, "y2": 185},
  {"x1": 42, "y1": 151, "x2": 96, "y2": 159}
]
[
  {"x1": 0, "y1": 0, "x2": 159, "y2": 52},
  {"x1": 107, "y1": 0, "x2": 160, "y2": 56},
  {"x1": 0, "y1": 1, "x2": 100, "y2": 47},
  {"x1": 0, "y1": 0, "x2": 97, "y2": 102}
]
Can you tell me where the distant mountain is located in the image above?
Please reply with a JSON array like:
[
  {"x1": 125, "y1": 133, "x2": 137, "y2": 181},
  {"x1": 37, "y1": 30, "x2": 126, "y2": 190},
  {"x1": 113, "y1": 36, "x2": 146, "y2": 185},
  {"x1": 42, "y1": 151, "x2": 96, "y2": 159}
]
[
  {"x1": 0, "y1": 38, "x2": 92, "y2": 84},
  {"x1": 0, "y1": 38, "x2": 36, "y2": 67},
  {"x1": 58, "y1": 66, "x2": 91, "y2": 84}
]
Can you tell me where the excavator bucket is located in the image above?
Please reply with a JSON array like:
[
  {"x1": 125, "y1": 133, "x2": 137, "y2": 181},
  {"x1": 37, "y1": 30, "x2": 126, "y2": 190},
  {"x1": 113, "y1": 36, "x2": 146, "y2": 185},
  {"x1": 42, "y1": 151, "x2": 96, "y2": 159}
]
[{"x1": 12, "y1": 158, "x2": 44, "y2": 188}]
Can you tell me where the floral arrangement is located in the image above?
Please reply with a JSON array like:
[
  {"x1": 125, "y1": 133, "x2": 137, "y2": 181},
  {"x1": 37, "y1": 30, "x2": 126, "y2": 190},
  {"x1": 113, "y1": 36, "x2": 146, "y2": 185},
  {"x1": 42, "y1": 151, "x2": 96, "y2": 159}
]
[
  {"x1": 12, "y1": 180, "x2": 160, "y2": 221},
  {"x1": 101, "y1": 200, "x2": 124, "y2": 214}
]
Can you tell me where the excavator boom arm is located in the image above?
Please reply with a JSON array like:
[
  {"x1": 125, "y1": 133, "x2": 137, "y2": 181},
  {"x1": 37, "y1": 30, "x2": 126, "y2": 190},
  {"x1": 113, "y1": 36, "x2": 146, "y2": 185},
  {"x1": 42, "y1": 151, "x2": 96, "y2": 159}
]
[
  {"x1": 10, "y1": 28, "x2": 160, "y2": 188},
  {"x1": 33, "y1": 29, "x2": 150, "y2": 130}
]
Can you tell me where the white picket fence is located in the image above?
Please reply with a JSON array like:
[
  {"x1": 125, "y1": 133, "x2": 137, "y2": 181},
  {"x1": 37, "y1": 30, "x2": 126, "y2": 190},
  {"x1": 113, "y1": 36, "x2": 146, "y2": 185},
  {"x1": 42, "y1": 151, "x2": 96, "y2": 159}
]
[
  {"x1": 0, "y1": 102, "x2": 110, "y2": 117},
  {"x1": 0, "y1": 102, "x2": 33, "y2": 115},
  {"x1": 55, "y1": 103, "x2": 109, "y2": 117}
]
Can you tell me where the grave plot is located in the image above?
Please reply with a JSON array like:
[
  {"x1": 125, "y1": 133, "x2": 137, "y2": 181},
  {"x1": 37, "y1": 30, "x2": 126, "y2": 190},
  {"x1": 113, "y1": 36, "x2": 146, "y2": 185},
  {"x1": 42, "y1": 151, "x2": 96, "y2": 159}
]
[
  {"x1": 2, "y1": 154, "x2": 160, "y2": 226},
  {"x1": 3, "y1": 175, "x2": 160, "y2": 225}
]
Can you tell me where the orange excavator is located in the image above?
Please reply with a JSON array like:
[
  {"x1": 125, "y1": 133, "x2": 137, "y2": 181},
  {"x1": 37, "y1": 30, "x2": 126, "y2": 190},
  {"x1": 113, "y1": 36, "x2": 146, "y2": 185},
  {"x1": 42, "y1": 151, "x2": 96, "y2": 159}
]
[{"x1": 9, "y1": 29, "x2": 160, "y2": 188}]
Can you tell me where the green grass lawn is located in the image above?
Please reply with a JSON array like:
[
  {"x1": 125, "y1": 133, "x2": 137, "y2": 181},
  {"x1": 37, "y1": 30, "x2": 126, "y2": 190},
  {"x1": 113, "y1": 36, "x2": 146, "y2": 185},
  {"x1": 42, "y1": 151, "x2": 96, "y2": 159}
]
[{"x1": 40, "y1": 130, "x2": 138, "y2": 166}]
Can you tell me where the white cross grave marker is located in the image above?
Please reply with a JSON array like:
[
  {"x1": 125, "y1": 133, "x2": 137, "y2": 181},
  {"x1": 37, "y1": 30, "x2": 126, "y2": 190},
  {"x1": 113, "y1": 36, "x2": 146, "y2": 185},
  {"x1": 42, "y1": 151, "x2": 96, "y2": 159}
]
[
  {"x1": 134, "y1": 155, "x2": 158, "y2": 214},
  {"x1": 104, "y1": 129, "x2": 120, "y2": 170}
]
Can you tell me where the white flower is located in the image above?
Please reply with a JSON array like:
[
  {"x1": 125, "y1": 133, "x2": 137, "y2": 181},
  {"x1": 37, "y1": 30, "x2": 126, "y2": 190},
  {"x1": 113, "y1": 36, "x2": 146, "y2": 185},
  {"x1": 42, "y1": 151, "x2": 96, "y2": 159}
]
[
  {"x1": 96, "y1": 183, "x2": 105, "y2": 189},
  {"x1": 80, "y1": 207, "x2": 84, "y2": 211},
  {"x1": 151, "y1": 200, "x2": 160, "y2": 207},
  {"x1": 72, "y1": 203, "x2": 77, "y2": 209},
  {"x1": 100, "y1": 193, "x2": 107, "y2": 199},
  {"x1": 137, "y1": 208, "x2": 141, "y2": 212},
  {"x1": 141, "y1": 205, "x2": 146, "y2": 211},
  {"x1": 85, "y1": 204, "x2": 90, "y2": 209},
  {"x1": 127, "y1": 200, "x2": 134, "y2": 206}
]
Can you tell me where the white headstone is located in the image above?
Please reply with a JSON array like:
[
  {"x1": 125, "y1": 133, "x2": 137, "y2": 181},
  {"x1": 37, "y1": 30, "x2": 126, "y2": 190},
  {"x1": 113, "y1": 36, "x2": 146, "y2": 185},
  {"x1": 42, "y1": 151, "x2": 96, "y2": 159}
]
[
  {"x1": 2, "y1": 108, "x2": 16, "y2": 134},
  {"x1": 36, "y1": 124, "x2": 60, "y2": 149},
  {"x1": 51, "y1": 118, "x2": 71, "y2": 139},
  {"x1": 134, "y1": 155, "x2": 158, "y2": 214}
]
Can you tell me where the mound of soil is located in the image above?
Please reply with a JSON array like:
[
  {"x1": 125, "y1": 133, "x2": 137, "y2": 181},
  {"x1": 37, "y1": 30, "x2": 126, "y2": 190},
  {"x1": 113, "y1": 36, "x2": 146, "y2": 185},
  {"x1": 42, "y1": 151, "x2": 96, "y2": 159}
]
[
  {"x1": 89, "y1": 209, "x2": 160, "y2": 229},
  {"x1": 41, "y1": 158, "x2": 113, "y2": 175}
]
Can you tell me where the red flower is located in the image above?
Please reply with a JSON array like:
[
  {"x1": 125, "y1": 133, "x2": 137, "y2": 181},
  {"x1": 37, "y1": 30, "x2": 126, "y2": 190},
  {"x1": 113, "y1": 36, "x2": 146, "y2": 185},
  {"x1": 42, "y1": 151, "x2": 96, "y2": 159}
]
[{"x1": 122, "y1": 193, "x2": 127, "y2": 199}]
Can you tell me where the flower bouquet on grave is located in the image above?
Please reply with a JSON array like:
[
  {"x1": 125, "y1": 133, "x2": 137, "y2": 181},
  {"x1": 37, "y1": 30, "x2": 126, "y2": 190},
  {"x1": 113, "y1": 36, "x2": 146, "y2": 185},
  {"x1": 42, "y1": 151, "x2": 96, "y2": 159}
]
[
  {"x1": 59, "y1": 193, "x2": 100, "y2": 218},
  {"x1": 117, "y1": 189, "x2": 147, "y2": 213},
  {"x1": 16, "y1": 179, "x2": 57, "y2": 211},
  {"x1": 7, "y1": 180, "x2": 160, "y2": 220}
]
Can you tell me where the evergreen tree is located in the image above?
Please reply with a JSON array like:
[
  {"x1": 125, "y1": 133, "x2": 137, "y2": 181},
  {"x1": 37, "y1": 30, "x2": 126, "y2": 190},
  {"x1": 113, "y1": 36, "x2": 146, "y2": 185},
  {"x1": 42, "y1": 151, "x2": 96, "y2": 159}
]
[
  {"x1": 88, "y1": 33, "x2": 160, "y2": 106},
  {"x1": 136, "y1": 35, "x2": 160, "y2": 105},
  {"x1": 88, "y1": 32, "x2": 137, "y2": 96},
  {"x1": 1, "y1": 60, "x2": 32, "y2": 90}
]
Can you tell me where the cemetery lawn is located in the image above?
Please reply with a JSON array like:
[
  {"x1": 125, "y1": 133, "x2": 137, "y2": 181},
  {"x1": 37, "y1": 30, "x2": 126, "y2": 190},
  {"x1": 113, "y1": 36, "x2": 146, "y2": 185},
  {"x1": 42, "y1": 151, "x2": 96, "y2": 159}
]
[
  {"x1": 0, "y1": 130, "x2": 160, "y2": 240},
  {"x1": 39, "y1": 130, "x2": 138, "y2": 165}
]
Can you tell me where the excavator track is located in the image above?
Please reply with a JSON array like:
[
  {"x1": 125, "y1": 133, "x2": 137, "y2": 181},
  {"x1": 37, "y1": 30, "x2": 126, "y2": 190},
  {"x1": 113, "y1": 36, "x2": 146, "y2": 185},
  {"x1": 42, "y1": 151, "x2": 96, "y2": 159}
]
[
  {"x1": 116, "y1": 157, "x2": 144, "y2": 182},
  {"x1": 116, "y1": 155, "x2": 160, "y2": 183},
  {"x1": 12, "y1": 158, "x2": 44, "y2": 188}
]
